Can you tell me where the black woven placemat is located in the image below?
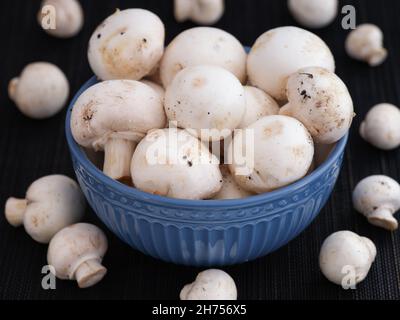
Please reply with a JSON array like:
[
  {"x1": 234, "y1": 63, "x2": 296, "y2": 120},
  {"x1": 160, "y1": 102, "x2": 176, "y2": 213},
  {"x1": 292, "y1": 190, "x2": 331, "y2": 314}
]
[{"x1": 0, "y1": 0, "x2": 399, "y2": 300}]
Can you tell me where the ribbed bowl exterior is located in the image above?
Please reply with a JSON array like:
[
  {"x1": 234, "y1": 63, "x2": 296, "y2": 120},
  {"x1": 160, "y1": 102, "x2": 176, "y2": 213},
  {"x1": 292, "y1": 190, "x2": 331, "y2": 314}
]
[{"x1": 66, "y1": 76, "x2": 347, "y2": 267}]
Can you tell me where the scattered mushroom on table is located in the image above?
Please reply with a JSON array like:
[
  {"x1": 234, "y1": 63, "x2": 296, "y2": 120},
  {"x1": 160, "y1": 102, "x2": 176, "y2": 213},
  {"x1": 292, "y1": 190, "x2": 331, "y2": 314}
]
[
  {"x1": 47, "y1": 223, "x2": 108, "y2": 288},
  {"x1": 345, "y1": 24, "x2": 388, "y2": 67},
  {"x1": 319, "y1": 231, "x2": 376, "y2": 286},
  {"x1": 174, "y1": 0, "x2": 225, "y2": 25},
  {"x1": 38, "y1": 0, "x2": 84, "y2": 38},
  {"x1": 353, "y1": 175, "x2": 400, "y2": 231},
  {"x1": 359, "y1": 103, "x2": 400, "y2": 150},
  {"x1": 287, "y1": 0, "x2": 338, "y2": 29},
  {"x1": 180, "y1": 269, "x2": 237, "y2": 300},
  {"x1": 70, "y1": 80, "x2": 166, "y2": 182},
  {"x1": 5, "y1": 175, "x2": 85, "y2": 243},
  {"x1": 8, "y1": 62, "x2": 69, "y2": 119}
]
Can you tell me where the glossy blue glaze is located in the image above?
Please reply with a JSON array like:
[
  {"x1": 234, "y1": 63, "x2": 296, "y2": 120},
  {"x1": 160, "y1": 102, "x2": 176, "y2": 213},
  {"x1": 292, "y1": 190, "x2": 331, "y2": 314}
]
[{"x1": 65, "y1": 76, "x2": 348, "y2": 266}]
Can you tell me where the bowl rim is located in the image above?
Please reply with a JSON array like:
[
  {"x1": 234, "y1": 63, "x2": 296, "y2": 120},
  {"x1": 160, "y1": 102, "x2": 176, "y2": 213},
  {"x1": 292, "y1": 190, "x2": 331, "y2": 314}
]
[{"x1": 65, "y1": 76, "x2": 348, "y2": 208}]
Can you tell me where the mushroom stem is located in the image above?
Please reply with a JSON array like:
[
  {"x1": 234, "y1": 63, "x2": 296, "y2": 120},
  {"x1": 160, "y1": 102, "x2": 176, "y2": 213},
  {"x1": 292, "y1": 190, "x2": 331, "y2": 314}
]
[
  {"x1": 8, "y1": 78, "x2": 19, "y2": 101},
  {"x1": 368, "y1": 48, "x2": 388, "y2": 67},
  {"x1": 367, "y1": 207, "x2": 398, "y2": 231},
  {"x1": 174, "y1": 0, "x2": 192, "y2": 22},
  {"x1": 5, "y1": 197, "x2": 27, "y2": 227},
  {"x1": 74, "y1": 258, "x2": 107, "y2": 288},
  {"x1": 103, "y1": 138, "x2": 136, "y2": 181}
]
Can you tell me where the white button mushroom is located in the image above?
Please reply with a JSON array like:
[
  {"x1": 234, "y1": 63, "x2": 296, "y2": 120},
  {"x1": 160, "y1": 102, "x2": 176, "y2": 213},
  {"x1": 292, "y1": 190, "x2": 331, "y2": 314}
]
[
  {"x1": 239, "y1": 86, "x2": 280, "y2": 129},
  {"x1": 247, "y1": 26, "x2": 335, "y2": 102},
  {"x1": 353, "y1": 175, "x2": 400, "y2": 231},
  {"x1": 288, "y1": 0, "x2": 338, "y2": 29},
  {"x1": 140, "y1": 79, "x2": 165, "y2": 102},
  {"x1": 280, "y1": 67, "x2": 354, "y2": 144},
  {"x1": 174, "y1": 0, "x2": 225, "y2": 25},
  {"x1": 160, "y1": 27, "x2": 247, "y2": 87},
  {"x1": 345, "y1": 24, "x2": 387, "y2": 67},
  {"x1": 88, "y1": 9, "x2": 165, "y2": 81},
  {"x1": 359, "y1": 103, "x2": 400, "y2": 150},
  {"x1": 47, "y1": 223, "x2": 108, "y2": 288},
  {"x1": 180, "y1": 269, "x2": 237, "y2": 300},
  {"x1": 228, "y1": 115, "x2": 314, "y2": 193},
  {"x1": 71, "y1": 80, "x2": 166, "y2": 182},
  {"x1": 213, "y1": 165, "x2": 253, "y2": 200},
  {"x1": 8, "y1": 62, "x2": 69, "y2": 119},
  {"x1": 319, "y1": 231, "x2": 376, "y2": 286},
  {"x1": 38, "y1": 0, "x2": 84, "y2": 38},
  {"x1": 165, "y1": 66, "x2": 246, "y2": 142},
  {"x1": 131, "y1": 128, "x2": 222, "y2": 200},
  {"x1": 4, "y1": 175, "x2": 85, "y2": 243}
]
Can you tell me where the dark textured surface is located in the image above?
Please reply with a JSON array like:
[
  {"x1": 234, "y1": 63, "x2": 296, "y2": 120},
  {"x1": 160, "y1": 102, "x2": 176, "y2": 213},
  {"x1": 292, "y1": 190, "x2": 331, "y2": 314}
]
[{"x1": 0, "y1": 0, "x2": 399, "y2": 300}]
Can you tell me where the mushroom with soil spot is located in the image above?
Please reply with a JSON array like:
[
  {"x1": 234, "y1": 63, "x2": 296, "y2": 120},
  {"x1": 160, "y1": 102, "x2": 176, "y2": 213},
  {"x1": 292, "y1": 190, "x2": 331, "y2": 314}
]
[
  {"x1": 38, "y1": 0, "x2": 84, "y2": 38},
  {"x1": 8, "y1": 62, "x2": 69, "y2": 119},
  {"x1": 228, "y1": 115, "x2": 314, "y2": 193},
  {"x1": 353, "y1": 175, "x2": 400, "y2": 231},
  {"x1": 180, "y1": 269, "x2": 237, "y2": 300},
  {"x1": 345, "y1": 24, "x2": 388, "y2": 67},
  {"x1": 247, "y1": 26, "x2": 335, "y2": 102},
  {"x1": 5, "y1": 175, "x2": 85, "y2": 243},
  {"x1": 319, "y1": 231, "x2": 376, "y2": 286},
  {"x1": 70, "y1": 80, "x2": 166, "y2": 181},
  {"x1": 131, "y1": 128, "x2": 222, "y2": 200},
  {"x1": 165, "y1": 65, "x2": 246, "y2": 142},
  {"x1": 280, "y1": 66, "x2": 354, "y2": 144},
  {"x1": 88, "y1": 9, "x2": 165, "y2": 80},
  {"x1": 359, "y1": 103, "x2": 400, "y2": 150},
  {"x1": 174, "y1": 0, "x2": 225, "y2": 25},
  {"x1": 239, "y1": 86, "x2": 280, "y2": 129},
  {"x1": 47, "y1": 223, "x2": 108, "y2": 288},
  {"x1": 288, "y1": 0, "x2": 338, "y2": 29},
  {"x1": 160, "y1": 27, "x2": 247, "y2": 87}
]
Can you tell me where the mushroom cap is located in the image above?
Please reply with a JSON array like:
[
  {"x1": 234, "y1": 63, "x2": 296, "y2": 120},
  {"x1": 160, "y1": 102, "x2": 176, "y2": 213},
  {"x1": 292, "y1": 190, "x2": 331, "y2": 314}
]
[
  {"x1": 88, "y1": 9, "x2": 165, "y2": 81},
  {"x1": 281, "y1": 67, "x2": 354, "y2": 144},
  {"x1": 213, "y1": 165, "x2": 253, "y2": 200},
  {"x1": 345, "y1": 24, "x2": 387, "y2": 66},
  {"x1": 288, "y1": 0, "x2": 338, "y2": 29},
  {"x1": 239, "y1": 86, "x2": 280, "y2": 129},
  {"x1": 47, "y1": 223, "x2": 108, "y2": 280},
  {"x1": 160, "y1": 27, "x2": 247, "y2": 87},
  {"x1": 23, "y1": 175, "x2": 85, "y2": 243},
  {"x1": 131, "y1": 128, "x2": 222, "y2": 200},
  {"x1": 8, "y1": 62, "x2": 69, "y2": 119},
  {"x1": 165, "y1": 65, "x2": 246, "y2": 141},
  {"x1": 140, "y1": 79, "x2": 165, "y2": 102},
  {"x1": 180, "y1": 269, "x2": 237, "y2": 300},
  {"x1": 353, "y1": 175, "x2": 400, "y2": 218},
  {"x1": 247, "y1": 26, "x2": 335, "y2": 102},
  {"x1": 70, "y1": 80, "x2": 166, "y2": 150},
  {"x1": 360, "y1": 103, "x2": 400, "y2": 150},
  {"x1": 38, "y1": 0, "x2": 84, "y2": 38},
  {"x1": 228, "y1": 115, "x2": 314, "y2": 193},
  {"x1": 319, "y1": 231, "x2": 376, "y2": 286},
  {"x1": 174, "y1": 0, "x2": 225, "y2": 25}
]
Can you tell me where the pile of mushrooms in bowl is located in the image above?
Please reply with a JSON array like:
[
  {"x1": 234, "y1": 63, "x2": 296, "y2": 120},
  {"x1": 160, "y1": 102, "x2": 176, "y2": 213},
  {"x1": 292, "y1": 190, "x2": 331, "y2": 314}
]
[{"x1": 66, "y1": 8, "x2": 353, "y2": 266}]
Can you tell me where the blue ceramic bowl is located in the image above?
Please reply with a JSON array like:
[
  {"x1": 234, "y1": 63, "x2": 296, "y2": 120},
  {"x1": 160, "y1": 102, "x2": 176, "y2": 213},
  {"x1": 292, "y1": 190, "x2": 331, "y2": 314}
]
[{"x1": 65, "y1": 76, "x2": 348, "y2": 267}]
